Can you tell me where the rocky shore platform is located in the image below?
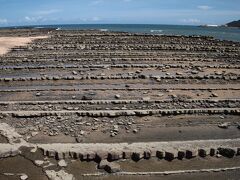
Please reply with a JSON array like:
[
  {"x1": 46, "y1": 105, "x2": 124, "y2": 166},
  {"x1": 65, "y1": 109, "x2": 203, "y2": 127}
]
[{"x1": 0, "y1": 28, "x2": 240, "y2": 180}]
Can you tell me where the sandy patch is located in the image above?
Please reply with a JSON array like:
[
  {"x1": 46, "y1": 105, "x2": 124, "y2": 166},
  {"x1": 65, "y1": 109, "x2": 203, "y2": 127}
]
[{"x1": 0, "y1": 36, "x2": 48, "y2": 55}]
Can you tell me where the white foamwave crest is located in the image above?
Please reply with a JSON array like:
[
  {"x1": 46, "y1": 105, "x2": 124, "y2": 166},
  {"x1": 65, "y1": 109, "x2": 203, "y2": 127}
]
[
  {"x1": 100, "y1": 29, "x2": 109, "y2": 32},
  {"x1": 150, "y1": 29, "x2": 163, "y2": 33},
  {"x1": 34, "y1": 27, "x2": 44, "y2": 29}
]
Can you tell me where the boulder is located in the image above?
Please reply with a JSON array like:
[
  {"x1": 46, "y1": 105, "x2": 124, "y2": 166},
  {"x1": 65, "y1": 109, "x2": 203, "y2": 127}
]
[
  {"x1": 186, "y1": 149, "x2": 198, "y2": 159},
  {"x1": 218, "y1": 148, "x2": 236, "y2": 158},
  {"x1": 165, "y1": 151, "x2": 175, "y2": 161},
  {"x1": 45, "y1": 170, "x2": 74, "y2": 180},
  {"x1": 131, "y1": 152, "x2": 143, "y2": 161},
  {"x1": 144, "y1": 151, "x2": 151, "y2": 159},
  {"x1": 98, "y1": 160, "x2": 121, "y2": 173},
  {"x1": 156, "y1": 151, "x2": 164, "y2": 159},
  {"x1": 210, "y1": 148, "x2": 216, "y2": 156},
  {"x1": 177, "y1": 150, "x2": 185, "y2": 160},
  {"x1": 198, "y1": 149, "x2": 207, "y2": 157},
  {"x1": 107, "y1": 152, "x2": 122, "y2": 161},
  {"x1": 123, "y1": 151, "x2": 132, "y2": 159}
]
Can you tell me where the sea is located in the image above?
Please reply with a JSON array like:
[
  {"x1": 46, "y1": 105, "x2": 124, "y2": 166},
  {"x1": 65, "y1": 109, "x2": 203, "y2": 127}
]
[{"x1": 4, "y1": 24, "x2": 240, "y2": 42}]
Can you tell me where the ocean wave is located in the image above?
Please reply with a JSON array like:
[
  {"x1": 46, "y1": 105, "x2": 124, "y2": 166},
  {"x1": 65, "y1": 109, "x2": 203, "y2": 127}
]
[
  {"x1": 150, "y1": 29, "x2": 163, "y2": 33},
  {"x1": 34, "y1": 27, "x2": 44, "y2": 29},
  {"x1": 100, "y1": 29, "x2": 109, "y2": 32}
]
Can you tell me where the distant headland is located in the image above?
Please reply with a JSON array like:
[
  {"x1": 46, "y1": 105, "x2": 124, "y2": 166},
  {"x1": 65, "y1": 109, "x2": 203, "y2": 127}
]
[
  {"x1": 226, "y1": 20, "x2": 240, "y2": 28},
  {"x1": 199, "y1": 20, "x2": 240, "y2": 28}
]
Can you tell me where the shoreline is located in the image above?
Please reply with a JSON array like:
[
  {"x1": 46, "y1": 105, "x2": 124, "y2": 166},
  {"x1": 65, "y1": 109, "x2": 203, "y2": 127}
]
[{"x1": 0, "y1": 25, "x2": 239, "y2": 42}]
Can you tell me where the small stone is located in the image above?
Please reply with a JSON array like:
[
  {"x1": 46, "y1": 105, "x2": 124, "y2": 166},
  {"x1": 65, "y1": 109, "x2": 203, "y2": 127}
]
[
  {"x1": 216, "y1": 154, "x2": 222, "y2": 158},
  {"x1": 115, "y1": 94, "x2": 121, "y2": 99},
  {"x1": 218, "y1": 122, "x2": 229, "y2": 129},
  {"x1": 72, "y1": 71, "x2": 78, "y2": 75},
  {"x1": 113, "y1": 125, "x2": 119, "y2": 132},
  {"x1": 20, "y1": 174, "x2": 28, "y2": 180},
  {"x1": 117, "y1": 121, "x2": 124, "y2": 125},
  {"x1": 142, "y1": 97, "x2": 150, "y2": 101},
  {"x1": 110, "y1": 133, "x2": 115, "y2": 137},
  {"x1": 191, "y1": 70, "x2": 199, "y2": 74},
  {"x1": 133, "y1": 129, "x2": 138, "y2": 133},
  {"x1": 58, "y1": 159, "x2": 67, "y2": 167},
  {"x1": 196, "y1": 67, "x2": 202, "y2": 71},
  {"x1": 211, "y1": 93, "x2": 218, "y2": 97},
  {"x1": 176, "y1": 72, "x2": 183, "y2": 75},
  {"x1": 49, "y1": 132, "x2": 54, "y2": 136},
  {"x1": 76, "y1": 137, "x2": 82, "y2": 143},
  {"x1": 34, "y1": 160, "x2": 44, "y2": 166},
  {"x1": 72, "y1": 96, "x2": 76, "y2": 99},
  {"x1": 215, "y1": 71, "x2": 222, "y2": 75},
  {"x1": 36, "y1": 92, "x2": 41, "y2": 96},
  {"x1": 31, "y1": 132, "x2": 38, "y2": 137},
  {"x1": 80, "y1": 130, "x2": 85, "y2": 135},
  {"x1": 171, "y1": 94, "x2": 177, "y2": 98},
  {"x1": 92, "y1": 127, "x2": 98, "y2": 130},
  {"x1": 86, "y1": 123, "x2": 91, "y2": 126}
]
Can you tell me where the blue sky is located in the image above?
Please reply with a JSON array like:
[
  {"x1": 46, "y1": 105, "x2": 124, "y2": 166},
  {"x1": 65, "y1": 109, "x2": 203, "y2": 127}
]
[{"x1": 0, "y1": 0, "x2": 239, "y2": 26}]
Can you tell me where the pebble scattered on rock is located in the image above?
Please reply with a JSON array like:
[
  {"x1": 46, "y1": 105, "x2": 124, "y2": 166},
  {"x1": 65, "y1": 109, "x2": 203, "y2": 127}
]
[
  {"x1": 115, "y1": 94, "x2": 121, "y2": 99},
  {"x1": 218, "y1": 122, "x2": 229, "y2": 129},
  {"x1": 58, "y1": 159, "x2": 67, "y2": 167},
  {"x1": 34, "y1": 160, "x2": 44, "y2": 166},
  {"x1": 20, "y1": 174, "x2": 28, "y2": 180}
]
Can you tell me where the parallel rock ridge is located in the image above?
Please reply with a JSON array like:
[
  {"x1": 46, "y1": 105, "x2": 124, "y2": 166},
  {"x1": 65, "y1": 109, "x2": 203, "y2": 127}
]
[
  {"x1": 0, "y1": 28, "x2": 240, "y2": 179},
  {"x1": 39, "y1": 139, "x2": 240, "y2": 161}
]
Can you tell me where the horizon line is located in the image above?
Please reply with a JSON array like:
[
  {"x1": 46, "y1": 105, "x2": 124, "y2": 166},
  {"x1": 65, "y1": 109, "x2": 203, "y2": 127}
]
[{"x1": 0, "y1": 23, "x2": 220, "y2": 29}]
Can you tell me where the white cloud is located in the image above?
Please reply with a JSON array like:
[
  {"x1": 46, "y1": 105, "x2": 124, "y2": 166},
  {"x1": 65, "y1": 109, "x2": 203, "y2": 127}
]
[
  {"x1": 181, "y1": 18, "x2": 200, "y2": 24},
  {"x1": 24, "y1": 16, "x2": 45, "y2": 22},
  {"x1": 35, "y1": 9, "x2": 61, "y2": 15},
  {"x1": 22, "y1": 9, "x2": 61, "y2": 24},
  {"x1": 197, "y1": 5, "x2": 212, "y2": 10},
  {"x1": 92, "y1": 16, "x2": 101, "y2": 21},
  {"x1": 0, "y1": 18, "x2": 8, "y2": 24},
  {"x1": 123, "y1": 0, "x2": 132, "y2": 2}
]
